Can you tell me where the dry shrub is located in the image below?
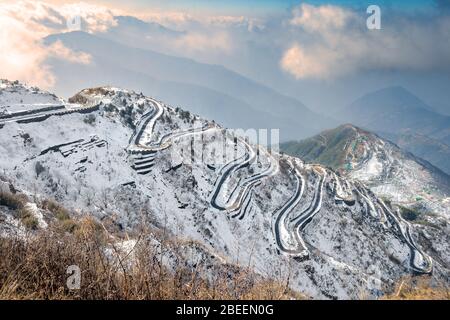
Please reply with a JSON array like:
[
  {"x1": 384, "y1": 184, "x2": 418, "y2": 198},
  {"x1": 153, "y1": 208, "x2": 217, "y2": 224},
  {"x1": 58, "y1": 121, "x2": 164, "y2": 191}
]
[
  {"x1": 0, "y1": 191, "x2": 38, "y2": 230},
  {"x1": 41, "y1": 199, "x2": 79, "y2": 233},
  {"x1": 383, "y1": 276, "x2": 450, "y2": 300},
  {"x1": 17, "y1": 207, "x2": 39, "y2": 231},
  {"x1": 0, "y1": 216, "x2": 301, "y2": 300},
  {"x1": 0, "y1": 191, "x2": 28, "y2": 210},
  {"x1": 68, "y1": 93, "x2": 88, "y2": 104},
  {"x1": 41, "y1": 199, "x2": 70, "y2": 221}
]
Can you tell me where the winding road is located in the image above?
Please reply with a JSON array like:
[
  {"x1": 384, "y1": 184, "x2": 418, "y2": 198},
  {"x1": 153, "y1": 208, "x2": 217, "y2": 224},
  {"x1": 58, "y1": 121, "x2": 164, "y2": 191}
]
[
  {"x1": 0, "y1": 103, "x2": 100, "y2": 125},
  {"x1": 291, "y1": 167, "x2": 327, "y2": 257},
  {"x1": 209, "y1": 136, "x2": 279, "y2": 218},
  {"x1": 209, "y1": 137, "x2": 256, "y2": 210},
  {"x1": 226, "y1": 146, "x2": 279, "y2": 216},
  {"x1": 272, "y1": 159, "x2": 305, "y2": 255},
  {"x1": 127, "y1": 99, "x2": 219, "y2": 175},
  {"x1": 378, "y1": 199, "x2": 433, "y2": 274},
  {"x1": 2, "y1": 88, "x2": 434, "y2": 276}
]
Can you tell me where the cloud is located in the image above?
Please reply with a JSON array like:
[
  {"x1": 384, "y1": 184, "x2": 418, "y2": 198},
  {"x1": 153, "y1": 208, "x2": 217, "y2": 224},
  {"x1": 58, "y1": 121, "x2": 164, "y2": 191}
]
[
  {"x1": 289, "y1": 3, "x2": 353, "y2": 32},
  {"x1": 281, "y1": 45, "x2": 337, "y2": 79},
  {"x1": 0, "y1": 1, "x2": 257, "y2": 87},
  {"x1": 205, "y1": 15, "x2": 265, "y2": 32},
  {"x1": 141, "y1": 10, "x2": 264, "y2": 32},
  {"x1": 140, "y1": 11, "x2": 195, "y2": 28},
  {"x1": 4, "y1": 0, "x2": 448, "y2": 88},
  {"x1": 57, "y1": 2, "x2": 119, "y2": 33},
  {"x1": 281, "y1": 3, "x2": 450, "y2": 79},
  {"x1": 0, "y1": 1, "x2": 109, "y2": 88},
  {"x1": 122, "y1": 11, "x2": 255, "y2": 57},
  {"x1": 173, "y1": 32, "x2": 233, "y2": 54},
  {"x1": 0, "y1": 11, "x2": 55, "y2": 88},
  {"x1": 47, "y1": 40, "x2": 92, "y2": 64}
]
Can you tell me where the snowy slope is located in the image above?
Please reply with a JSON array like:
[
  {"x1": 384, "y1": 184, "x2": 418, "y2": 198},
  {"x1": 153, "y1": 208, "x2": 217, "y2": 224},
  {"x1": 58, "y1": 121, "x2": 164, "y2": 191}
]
[
  {"x1": 1, "y1": 81, "x2": 448, "y2": 299},
  {"x1": 281, "y1": 124, "x2": 450, "y2": 219},
  {"x1": 0, "y1": 79, "x2": 64, "y2": 113},
  {"x1": 337, "y1": 86, "x2": 450, "y2": 175}
]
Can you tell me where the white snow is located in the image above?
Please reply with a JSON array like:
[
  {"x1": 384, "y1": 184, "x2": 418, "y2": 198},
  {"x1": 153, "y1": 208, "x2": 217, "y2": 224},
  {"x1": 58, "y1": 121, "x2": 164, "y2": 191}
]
[
  {"x1": 24, "y1": 203, "x2": 48, "y2": 229},
  {"x1": 0, "y1": 81, "x2": 446, "y2": 299}
]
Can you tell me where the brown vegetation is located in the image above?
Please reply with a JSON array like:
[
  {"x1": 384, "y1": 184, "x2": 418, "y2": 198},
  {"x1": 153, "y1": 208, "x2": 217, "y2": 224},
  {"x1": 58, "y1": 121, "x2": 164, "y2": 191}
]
[
  {"x1": 0, "y1": 191, "x2": 39, "y2": 230},
  {"x1": 382, "y1": 276, "x2": 449, "y2": 300},
  {"x1": 2, "y1": 194, "x2": 447, "y2": 300},
  {"x1": 0, "y1": 215, "x2": 301, "y2": 300}
]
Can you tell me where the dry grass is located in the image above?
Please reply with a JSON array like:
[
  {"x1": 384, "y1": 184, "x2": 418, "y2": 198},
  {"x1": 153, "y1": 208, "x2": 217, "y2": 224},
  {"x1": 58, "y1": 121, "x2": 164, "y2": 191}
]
[
  {"x1": 41, "y1": 199, "x2": 70, "y2": 221},
  {"x1": 382, "y1": 276, "x2": 450, "y2": 300},
  {"x1": 5, "y1": 194, "x2": 446, "y2": 301},
  {"x1": 0, "y1": 216, "x2": 300, "y2": 300},
  {"x1": 0, "y1": 191, "x2": 28, "y2": 210},
  {"x1": 0, "y1": 191, "x2": 39, "y2": 230}
]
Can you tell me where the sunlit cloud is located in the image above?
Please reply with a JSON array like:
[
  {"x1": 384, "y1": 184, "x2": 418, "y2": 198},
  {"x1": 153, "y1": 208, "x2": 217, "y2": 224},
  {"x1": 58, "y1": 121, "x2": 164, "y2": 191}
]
[
  {"x1": 47, "y1": 40, "x2": 92, "y2": 64},
  {"x1": 281, "y1": 45, "x2": 336, "y2": 80},
  {"x1": 0, "y1": 10, "x2": 55, "y2": 88},
  {"x1": 0, "y1": 1, "x2": 110, "y2": 88},
  {"x1": 0, "y1": 1, "x2": 261, "y2": 87},
  {"x1": 289, "y1": 3, "x2": 353, "y2": 32},
  {"x1": 57, "y1": 2, "x2": 119, "y2": 33},
  {"x1": 3, "y1": 0, "x2": 450, "y2": 87}
]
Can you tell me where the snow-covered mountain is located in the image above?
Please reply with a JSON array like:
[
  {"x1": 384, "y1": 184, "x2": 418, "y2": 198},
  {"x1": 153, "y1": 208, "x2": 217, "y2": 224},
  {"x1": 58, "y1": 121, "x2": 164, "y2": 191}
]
[
  {"x1": 280, "y1": 124, "x2": 450, "y2": 219},
  {"x1": 0, "y1": 80, "x2": 64, "y2": 113},
  {"x1": 337, "y1": 86, "x2": 450, "y2": 175},
  {"x1": 1, "y1": 80, "x2": 448, "y2": 299}
]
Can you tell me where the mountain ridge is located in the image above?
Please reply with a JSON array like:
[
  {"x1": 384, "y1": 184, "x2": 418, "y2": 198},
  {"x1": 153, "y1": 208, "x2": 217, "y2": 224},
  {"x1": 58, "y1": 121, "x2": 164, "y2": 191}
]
[
  {"x1": 336, "y1": 86, "x2": 450, "y2": 174},
  {"x1": 280, "y1": 124, "x2": 450, "y2": 219},
  {"x1": 44, "y1": 31, "x2": 336, "y2": 141},
  {"x1": 1, "y1": 80, "x2": 449, "y2": 299}
]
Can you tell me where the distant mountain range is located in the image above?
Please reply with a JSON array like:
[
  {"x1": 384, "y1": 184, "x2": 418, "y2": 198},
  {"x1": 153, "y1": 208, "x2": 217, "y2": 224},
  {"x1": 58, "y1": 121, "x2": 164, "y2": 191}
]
[
  {"x1": 280, "y1": 124, "x2": 450, "y2": 218},
  {"x1": 43, "y1": 31, "x2": 335, "y2": 141},
  {"x1": 336, "y1": 86, "x2": 450, "y2": 175}
]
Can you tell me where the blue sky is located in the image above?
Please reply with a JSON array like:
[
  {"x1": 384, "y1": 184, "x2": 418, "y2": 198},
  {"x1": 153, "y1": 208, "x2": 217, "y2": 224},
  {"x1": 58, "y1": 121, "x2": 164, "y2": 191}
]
[{"x1": 98, "y1": 0, "x2": 437, "y2": 15}]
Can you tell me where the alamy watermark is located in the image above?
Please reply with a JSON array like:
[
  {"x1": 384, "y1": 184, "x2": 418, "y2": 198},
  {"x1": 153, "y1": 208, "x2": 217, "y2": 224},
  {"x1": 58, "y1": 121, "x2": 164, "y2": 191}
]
[
  {"x1": 66, "y1": 265, "x2": 81, "y2": 290},
  {"x1": 66, "y1": 12, "x2": 82, "y2": 31},
  {"x1": 367, "y1": 5, "x2": 381, "y2": 30},
  {"x1": 167, "y1": 121, "x2": 280, "y2": 167}
]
